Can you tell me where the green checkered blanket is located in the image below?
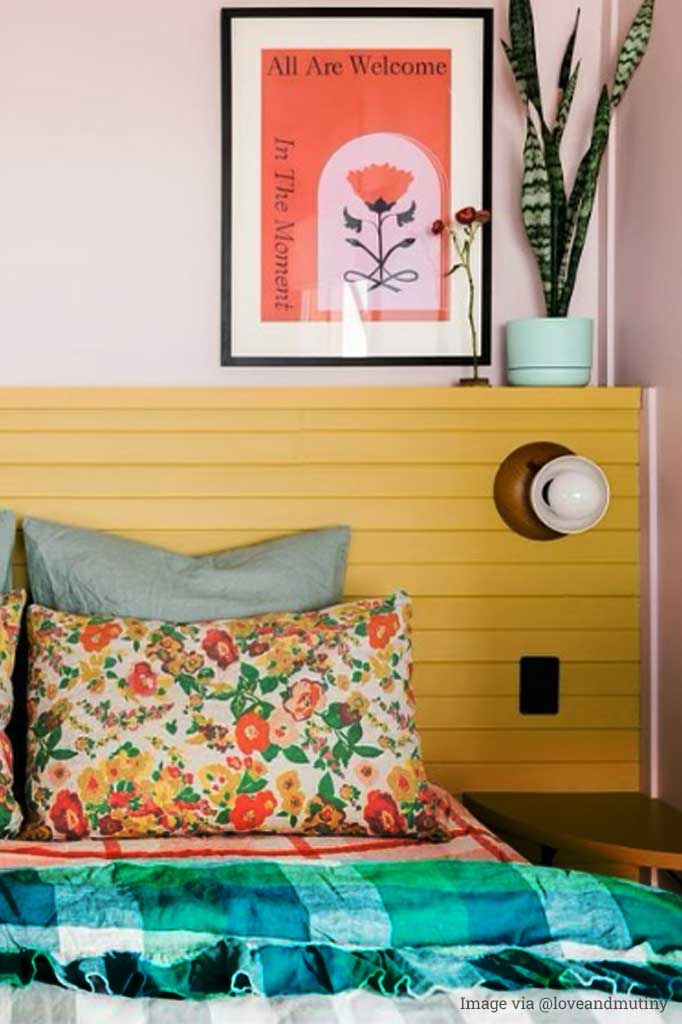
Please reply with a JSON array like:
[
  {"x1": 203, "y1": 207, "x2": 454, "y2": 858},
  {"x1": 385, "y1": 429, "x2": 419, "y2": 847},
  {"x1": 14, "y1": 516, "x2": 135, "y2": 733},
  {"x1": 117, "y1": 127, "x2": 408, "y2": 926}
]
[{"x1": 0, "y1": 858, "x2": 680, "y2": 1001}]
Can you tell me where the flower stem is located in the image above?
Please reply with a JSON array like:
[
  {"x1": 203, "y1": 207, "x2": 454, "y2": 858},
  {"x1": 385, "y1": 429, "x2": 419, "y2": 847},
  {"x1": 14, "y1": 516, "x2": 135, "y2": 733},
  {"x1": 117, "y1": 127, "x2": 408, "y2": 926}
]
[{"x1": 451, "y1": 227, "x2": 479, "y2": 379}]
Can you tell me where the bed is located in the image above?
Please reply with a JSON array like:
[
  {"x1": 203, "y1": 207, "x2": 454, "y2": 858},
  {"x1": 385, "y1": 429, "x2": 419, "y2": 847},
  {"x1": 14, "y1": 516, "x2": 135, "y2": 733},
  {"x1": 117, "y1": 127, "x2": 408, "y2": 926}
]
[
  {"x1": 0, "y1": 791, "x2": 680, "y2": 1022},
  {"x1": 0, "y1": 387, "x2": 675, "y2": 1021}
]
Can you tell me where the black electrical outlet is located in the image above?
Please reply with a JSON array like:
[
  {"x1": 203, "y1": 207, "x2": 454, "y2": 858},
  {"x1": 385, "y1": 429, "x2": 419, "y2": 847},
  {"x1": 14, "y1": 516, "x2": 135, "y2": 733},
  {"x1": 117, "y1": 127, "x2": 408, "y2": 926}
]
[{"x1": 519, "y1": 656, "x2": 560, "y2": 715}]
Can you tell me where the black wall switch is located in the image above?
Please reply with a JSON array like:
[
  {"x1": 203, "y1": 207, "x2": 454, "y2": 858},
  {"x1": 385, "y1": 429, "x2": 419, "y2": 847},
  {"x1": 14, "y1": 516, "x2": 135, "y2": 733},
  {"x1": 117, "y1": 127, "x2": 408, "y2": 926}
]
[{"x1": 519, "y1": 656, "x2": 560, "y2": 715}]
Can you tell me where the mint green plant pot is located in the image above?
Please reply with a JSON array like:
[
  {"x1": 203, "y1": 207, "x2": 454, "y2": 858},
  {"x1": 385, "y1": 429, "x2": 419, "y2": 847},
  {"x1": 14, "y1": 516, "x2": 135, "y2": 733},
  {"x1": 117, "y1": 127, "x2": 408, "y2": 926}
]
[{"x1": 506, "y1": 317, "x2": 593, "y2": 386}]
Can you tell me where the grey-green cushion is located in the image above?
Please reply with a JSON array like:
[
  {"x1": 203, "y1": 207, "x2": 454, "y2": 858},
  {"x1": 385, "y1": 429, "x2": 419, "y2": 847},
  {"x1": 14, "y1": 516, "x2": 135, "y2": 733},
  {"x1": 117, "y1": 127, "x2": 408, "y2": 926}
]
[
  {"x1": 0, "y1": 512, "x2": 15, "y2": 591},
  {"x1": 23, "y1": 518, "x2": 350, "y2": 622}
]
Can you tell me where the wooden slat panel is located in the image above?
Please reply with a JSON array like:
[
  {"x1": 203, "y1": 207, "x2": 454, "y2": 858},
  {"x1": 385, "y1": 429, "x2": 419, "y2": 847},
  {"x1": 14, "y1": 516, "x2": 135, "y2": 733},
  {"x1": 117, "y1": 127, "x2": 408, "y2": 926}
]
[
  {"x1": 411, "y1": 662, "x2": 640, "y2": 697},
  {"x1": 346, "y1": 564, "x2": 639, "y2": 596},
  {"x1": 0, "y1": 409, "x2": 640, "y2": 432},
  {"x1": 0, "y1": 387, "x2": 641, "y2": 798},
  {"x1": 13, "y1": 529, "x2": 641, "y2": 566},
  {"x1": 11, "y1": 561, "x2": 639, "y2": 596},
  {"x1": 0, "y1": 432, "x2": 639, "y2": 465},
  {"x1": 411, "y1": 629, "x2": 639, "y2": 663},
  {"x1": 0, "y1": 464, "x2": 639, "y2": 498},
  {"x1": 408, "y1": 597, "x2": 639, "y2": 630},
  {"x1": 415, "y1": 697, "x2": 639, "y2": 730},
  {"x1": 427, "y1": 763, "x2": 640, "y2": 793},
  {"x1": 420, "y1": 729, "x2": 639, "y2": 763},
  {"x1": 0, "y1": 387, "x2": 642, "y2": 409},
  {"x1": 2, "y1": 497, "x2": 639, "y2": 531}
]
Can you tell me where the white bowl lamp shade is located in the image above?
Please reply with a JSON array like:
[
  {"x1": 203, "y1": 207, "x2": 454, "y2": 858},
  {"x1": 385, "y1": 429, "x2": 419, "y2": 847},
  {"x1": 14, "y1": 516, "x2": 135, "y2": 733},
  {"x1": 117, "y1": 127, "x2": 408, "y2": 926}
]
[{"x1": 530, "y1": 456, "x2": 611, "y2": 535}]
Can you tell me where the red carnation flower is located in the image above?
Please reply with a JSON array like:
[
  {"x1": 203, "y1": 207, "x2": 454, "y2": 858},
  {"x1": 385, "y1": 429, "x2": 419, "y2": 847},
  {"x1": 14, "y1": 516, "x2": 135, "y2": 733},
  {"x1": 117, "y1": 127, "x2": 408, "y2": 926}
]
[
  {"x1": 455, "y1": 206, "x2": 478, "y2": 225},
  {"x1": 347, "y1": 163, "x2": 413, "y2": 214}
]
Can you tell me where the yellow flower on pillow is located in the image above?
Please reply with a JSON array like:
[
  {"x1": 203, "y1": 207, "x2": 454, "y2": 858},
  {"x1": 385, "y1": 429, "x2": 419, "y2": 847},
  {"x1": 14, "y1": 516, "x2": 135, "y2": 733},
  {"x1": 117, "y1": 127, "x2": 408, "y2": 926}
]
[
  {"x1": 276, "y1": 769, "x2": 301, "y2": 795},
  {"x1": 197, "y1": 763, "x2": 239, "y2": 807},
  {"x1": 78, "y1": 767, "x2": 107, "y2": 804},
  {"x1": 387, "y1": 765, "x2": 418, "y2": 803},
  {"x1": 282, "y1": 789, "x2": 304, "y2": 816}
]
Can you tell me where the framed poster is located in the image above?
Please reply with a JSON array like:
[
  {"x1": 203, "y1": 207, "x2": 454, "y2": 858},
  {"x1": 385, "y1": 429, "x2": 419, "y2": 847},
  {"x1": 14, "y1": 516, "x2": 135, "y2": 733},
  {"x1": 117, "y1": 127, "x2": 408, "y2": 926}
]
[{"x1": 222, "y1": 7, "x2": 492, "y2": 366}]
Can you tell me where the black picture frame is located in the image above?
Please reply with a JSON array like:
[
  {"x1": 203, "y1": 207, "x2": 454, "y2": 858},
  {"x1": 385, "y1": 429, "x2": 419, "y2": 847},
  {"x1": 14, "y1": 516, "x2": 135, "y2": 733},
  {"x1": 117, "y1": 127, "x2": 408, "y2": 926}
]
[{"x1": 221, "y1": 7, "x2": 493, "y2": 367}]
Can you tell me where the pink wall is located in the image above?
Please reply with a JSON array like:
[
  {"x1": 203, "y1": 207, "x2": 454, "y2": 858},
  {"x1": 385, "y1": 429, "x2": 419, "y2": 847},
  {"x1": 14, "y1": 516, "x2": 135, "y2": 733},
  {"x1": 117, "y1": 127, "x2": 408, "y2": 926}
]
[
  {"x1": 0, "y1": 0, "x2": 607, "y2": 385},
  {"x1": 615, "y1": 0, "x2": 682, "y2": 806}
]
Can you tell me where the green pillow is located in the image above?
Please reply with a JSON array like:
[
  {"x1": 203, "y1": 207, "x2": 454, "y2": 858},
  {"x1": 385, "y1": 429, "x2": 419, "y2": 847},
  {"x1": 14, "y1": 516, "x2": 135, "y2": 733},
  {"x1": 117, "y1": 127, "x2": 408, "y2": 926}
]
[
  {"x1": 23, "y1": 518, "x2": 350, "y2": 622},
  {"x1": 0, "y1": 512, "x2": 15, "y2": 591}
]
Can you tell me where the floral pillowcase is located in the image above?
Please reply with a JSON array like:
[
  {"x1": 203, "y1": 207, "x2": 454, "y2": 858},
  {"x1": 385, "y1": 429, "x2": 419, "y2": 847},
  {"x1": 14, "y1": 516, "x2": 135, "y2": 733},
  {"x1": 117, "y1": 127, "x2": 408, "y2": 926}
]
[
  {"x1": 24, "y1": 591, "x2": 446, "y2": 841},
  {"x1": 0, "y1": 591, "x2": 27, "y2": 838}
]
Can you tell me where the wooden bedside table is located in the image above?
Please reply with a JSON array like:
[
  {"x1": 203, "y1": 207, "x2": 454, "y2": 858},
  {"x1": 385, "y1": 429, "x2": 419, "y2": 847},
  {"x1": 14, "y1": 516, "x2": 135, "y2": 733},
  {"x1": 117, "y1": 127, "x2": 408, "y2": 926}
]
[{"x1": 462, "y1": 792, "x2": 682, "y2": 874}]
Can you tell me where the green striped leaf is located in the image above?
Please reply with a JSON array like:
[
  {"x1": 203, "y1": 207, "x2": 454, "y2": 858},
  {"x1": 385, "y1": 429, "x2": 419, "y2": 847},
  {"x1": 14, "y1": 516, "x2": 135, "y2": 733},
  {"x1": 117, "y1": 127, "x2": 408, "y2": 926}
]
[
  {"x1": 555, "y1": 61, "x2": 581, "y2": 144},
  {"x1": 540, "y1": 125, "x2": 567, "y2": 315},
  {"x1": 508, "y1": 0, "x2": 544, "y2": 117},
  {"x1": 558, "y1": 9, "x2": 580, "y2": 91},
  {"x1": 558, "y1": 88, "x2": 612, "y2": 315},
  {"x1": 612, "y1": 0, "x2": 655, "y2": 108},
  {"x1": 502, "y1": 40, "x2": 528, "y2": 104},
  {"x1": 521, "y1": 116, "x2": 552, "y2": 310}
]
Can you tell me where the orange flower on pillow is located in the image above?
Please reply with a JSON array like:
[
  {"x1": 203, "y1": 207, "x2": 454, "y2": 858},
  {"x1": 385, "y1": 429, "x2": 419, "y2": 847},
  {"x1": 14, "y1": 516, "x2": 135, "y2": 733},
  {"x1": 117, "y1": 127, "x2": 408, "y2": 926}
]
[
  {"x1": 231, "y1": 790, "x2": 276, "y2": 831},
  {"x1": 235, "y1": 710, "x2": 270, "y2": 754},
  {"x1": 49, "y1": 790, "x2": 88, "y2": 839},
  {"x1": 81, "y1": 622, "x2": 122, "y2": 653},
  {"x1": 368, "y1": 612, "x2": 400, "y2": 650},
  {"x1": 283, "y1": 679, "x2": 324, "y2": 721}
]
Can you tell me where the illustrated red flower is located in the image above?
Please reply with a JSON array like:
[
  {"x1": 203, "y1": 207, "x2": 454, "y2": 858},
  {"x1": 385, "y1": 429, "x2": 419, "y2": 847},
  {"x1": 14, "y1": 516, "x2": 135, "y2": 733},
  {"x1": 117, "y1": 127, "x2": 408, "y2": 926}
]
[
  {"x1": 283, "y1": 679, "x2": 325, "y2": 721},
  {"x1": 248, "y1": 640, "x2": 270, "y2": 657},
  {"x1": 475, "y1": 209, "x2": 492, "y2": 224},
  {"x1": 109, "y1": 790, "x2": 132, "y2": 808},
  {"x1": 49, "y1": 790, "x2": 88, "y2": 839},
  {"x1": 363, "y1": 790, "x2": 407, "y2": 836},
  {"x1": 81, "y1": 621, "x2": 122, "y2": 653},
  {"x1": 347, "y1": 163, "x2": 414, "y2": 213},
  {"x1": 202, "y1": 628, "x2": 239, "y2": 669},
  {"x1": 431, "y1": 218, "x2": 446, "y2": 235},
  {"x1": 98, "y1": 813, "x2": 123, "y2": 836},
  {"x1": 367, "y1": 612, "x2": 400, "y2": 650},
  {"x1": 235, "y1": 710, "x2": 270, "y2": 754},
  {"x1": 455, "y1": 206, "x2": 478, "y2": 225},
  {"x1": 127, "y1": 661, "x2": 157, "y2": 697},
  {"x1": 231, "y1": 790, "x2": 276, "y2": 831},
  {"x1": 0, "y1": 733, "x2": 13, "y2": 771}
]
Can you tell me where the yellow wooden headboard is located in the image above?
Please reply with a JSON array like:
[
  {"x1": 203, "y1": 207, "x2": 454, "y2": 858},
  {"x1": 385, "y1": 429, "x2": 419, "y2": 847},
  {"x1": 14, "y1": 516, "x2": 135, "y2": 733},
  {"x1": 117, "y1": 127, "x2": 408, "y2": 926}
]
[{"x1": 0, "y1": 386, "x2": 640, "y2": 795}]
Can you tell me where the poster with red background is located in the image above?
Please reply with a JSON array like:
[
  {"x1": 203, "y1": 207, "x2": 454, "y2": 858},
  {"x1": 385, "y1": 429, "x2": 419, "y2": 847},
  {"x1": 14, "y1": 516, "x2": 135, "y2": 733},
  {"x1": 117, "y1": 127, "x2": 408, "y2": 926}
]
[{"x1": 261, "y1": 49, "x2": 452, "y2": 323}]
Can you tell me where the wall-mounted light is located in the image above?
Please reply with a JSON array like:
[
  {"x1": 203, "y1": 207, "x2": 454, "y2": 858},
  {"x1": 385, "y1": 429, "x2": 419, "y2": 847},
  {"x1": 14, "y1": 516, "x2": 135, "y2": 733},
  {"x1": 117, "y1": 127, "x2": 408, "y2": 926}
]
[{"x1": 494, "y1": 442, "x2": 611, "y2": 541}]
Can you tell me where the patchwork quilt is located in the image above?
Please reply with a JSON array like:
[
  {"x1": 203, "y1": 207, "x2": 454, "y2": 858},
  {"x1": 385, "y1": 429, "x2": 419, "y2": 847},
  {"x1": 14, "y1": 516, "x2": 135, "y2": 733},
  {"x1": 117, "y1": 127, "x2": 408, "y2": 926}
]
[{"x1": 0, "y1": 857, "x2": 679, "y2": 1003}]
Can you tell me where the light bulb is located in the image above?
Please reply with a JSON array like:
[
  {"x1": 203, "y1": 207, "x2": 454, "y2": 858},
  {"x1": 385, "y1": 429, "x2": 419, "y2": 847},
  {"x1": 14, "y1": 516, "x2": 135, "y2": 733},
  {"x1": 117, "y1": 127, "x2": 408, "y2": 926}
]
[
  {"x1": 546, "y1": 470, "x2": 604, "y2": 521},
  {"x1": 530, "y1": 455, "x2": 610, "y2": 535}
]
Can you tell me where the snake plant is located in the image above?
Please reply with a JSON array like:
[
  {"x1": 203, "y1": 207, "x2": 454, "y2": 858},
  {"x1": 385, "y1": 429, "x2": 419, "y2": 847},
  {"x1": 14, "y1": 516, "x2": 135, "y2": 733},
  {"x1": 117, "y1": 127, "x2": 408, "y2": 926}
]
[{"x1": 504, "y1": 0, "x2": 655, "y2": 318}]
